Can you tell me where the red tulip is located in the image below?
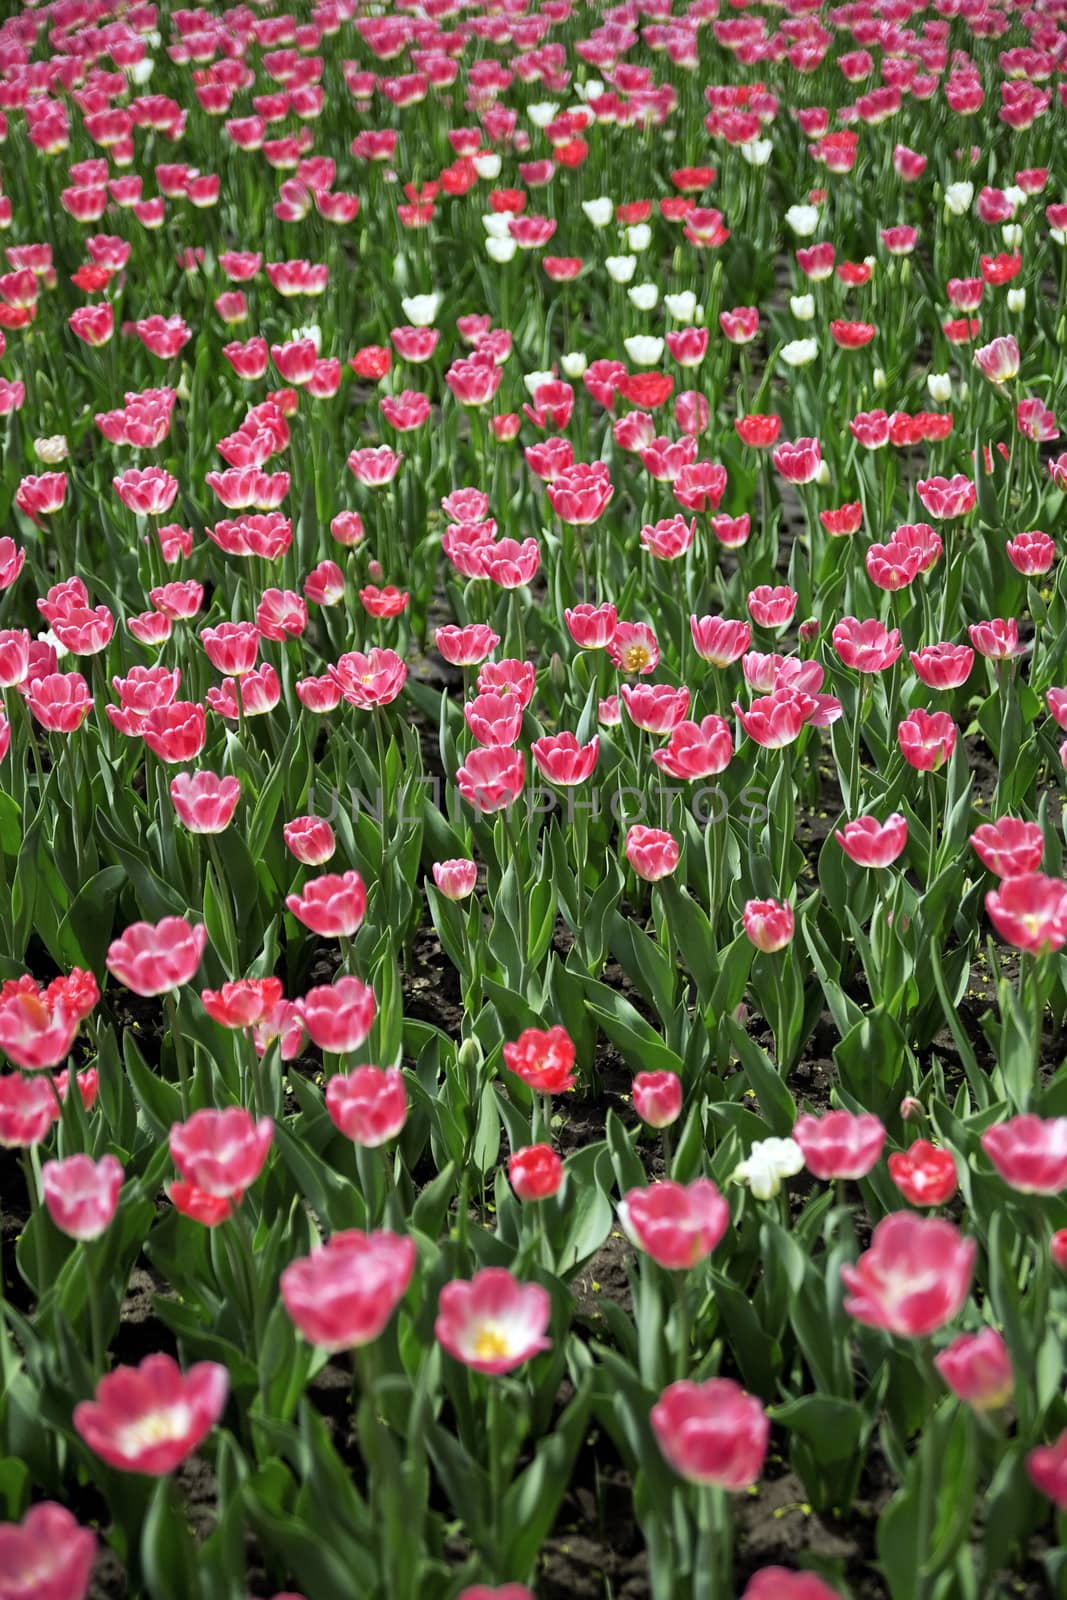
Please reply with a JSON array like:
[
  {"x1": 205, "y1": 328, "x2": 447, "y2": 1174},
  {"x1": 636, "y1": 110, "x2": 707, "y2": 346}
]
[
  {"x1": 652, "y1": 716, "x2": 733, "y2": 780},
  {"x1": 968, "y1": 619, "x2": 1021, "y2": 661},
  {"x1": 459, "y1": 1587, "x2": 535, "y2": 1600},
  {"x1": 283, "y1": 815, "x2": 336, "y2": 866},
  {"x1": 435, "y1": 623, "x2": 501, "y2": 665},
  {"x1": 503, "y1": 1026, "x2": 576, "y2": 1095},
  {"x1": 619, "y1": 1179, "x2": 729, "y2": 1269},
  {"x1": 201, "y1": 978, "x2": 283, "y2": 1029},
  {"x1": 299, "y1": 977, "x2": 376, "y2": 1054},
  {"x1": 625, "y1": 826, "x2": 680, "y2": 882},
  {"x1": 22, "y1": 672, "x2": 92, "y2": 733},
  {"x1": 841, "y1": 1213, "x2": 975, "y2": 1337},
  {"x1": 747, "y1": 584, "x2": 798, "y2": 629},
  {"x1": 0, "y1": 1073, "x2": 57, "y2": 1147},
  {"x1": 1006, "y1": 530, "x2": 1055, "y2": 575},
  {"x1": 532, "y1": 732, "x2": 599, "y2": 786},
  {"x1": 742, "y1": 1572, "x2": 841, "y2": 1600},
  {"x1": 633, "y1": 1070, "x2": 683, "y2": 1129},
  {"x1": 326, "y1": 1065, "x2": 407, "y2": 1147},
  {"x1": 0, "y1": 1502, "x2": 97, "y2": 1600},
  {"x1": 651, "y1": 1378, "x2": 768, "y2": 1488},
  {"x1": 743, "y1": 899, "x2": 795, "y2": 952},
  {"x1": 436, "y1": 1267, "x2": 551, "y2": 1374},
  {"x1": 170, "y1": 771, "x2": 241, "y2": 833},
  {"x1": 1028, "y1": 1431, "x2": 1067, "y2": 1509},
  {"x1": 142, "y1": 703, "x2": 208, "y2": 764},
  {"x1": 106, "y1": 918, "x2": 207, "y2": 996},
  {"x1": 286, "y1": 870, "x2": 367, "y2": 938},
  {"x1": 281, "y1": 1230, "x2": 416, "y2": 1351},
  {"x1": 508, "y1": 1144, "x2": 564, "y2": 1201},
  {"x1": 970, "y1": 818, "x2": 1043, "y2": 878},
  {"x1": 42, "y1": 1153, "x2": 124, "y2": 1240},
  {"x1": 456, "y1": 746, "x2": 525, "y2": 813},
  {"x1": 464, "y1": 692, "x2": 524, "y2": 748},
  {"x1": 888, "y1": 1140, "x2": 958, "y2": 1206},
  {"x1": 74, "y1": 1354, "x2": 228, "y2": 1474},
  {"x1": 690, "y1": 614, "x2": 751, "y2": 666},
  {"x1": 986, "y1": 872, "x2": 1067, "y2": 954},
  {"x1": 546, "y1": 461, "x2": 614, "y2": 525},
  {"x1": 735, "y1": 688, "x2": 814, "y2": 748},
  {"x1": 169, "y1": 1107, "x2": 273, "y2": 1198},
  {"x1": 897, "y1": 709, "x2": 957, "y2": 771},
  {"x1": 0, "y1": 985, "x2": 80, "y2": 1071},
  {"x1": 330, "y1": 648, "x2": 407, "y2": 708},
  {"x1": 772, "y1": 436, "x2": 821, "y2": 484},
  {"x1": 935, "y1": 1328, "x2": 1013, "y2": 1410},
  {"x1": 834, "y1": 814, "x2": 908, "y2": 867}
]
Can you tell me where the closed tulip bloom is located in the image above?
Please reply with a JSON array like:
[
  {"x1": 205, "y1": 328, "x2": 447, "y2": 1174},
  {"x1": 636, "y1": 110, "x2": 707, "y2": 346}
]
[
  {"x1": 916, "y1": 474, "x2": 976, "y2": 520},
  {"x1": 651, "y1": 1378, "x2": 769, "y2": 1488},
  {"x1": 564, "y1": 603, "x2": 617, "y2": 649},
  {"x1": 743, "y1": 900, "x2": 794, "y2": 952},
  {"x1": 0, "y1": 1073, "x2": 58, "y2": 1147},
  {"x1": 326, "y1": 1065, "x2": 407, "y2": 1147},
  {"x1": 436, "y1": 1268, "x2": 551, "y2": 1374},
  {"x1": 170, "y1": 771, "x2": 240, "y2": 833},
  {"x1": 23, "y1": 672, "x2": 93, "y2": 733},
  {"x1": 910, "y1": 643, "x2": 974, "y2": 691},
  {"x1": 142, "y1": 703, "x2": 208, "y2": 764},
  {"x1": 456, "y1": 746, "x2": 526, "y2": 813},
  {"x1": 283, "y1": 815, "x2": 336, "y2": 865},
  {"x1": 772, "y1": 436, "x2": 821, "y2": 484},
  {"x1": 986, "y1": 872, "x2": 1067, "y2": 954},
  {"x1": 888, "y1": 1140, "x2": 959, "y2": 1206},
  {"x1": 832, "y1": 617, "x2": 903, "y2": 673},
  {"x1": 626, "y1": 826, "x2": 680, "y2": 882},
  {"x1": 619, "y1": 1179, "x2": 729, "y2": 1269},
  {"x1": 622, "y1": 683, "x2": 690, "y2": 735},
  {"x1": 793, "y1": 1111, "x2": 886, "y2": 1179},
  {"x1": 42, "y1": 1153, "x2": 124, "y2": 1240},
  {"x1": 974, "y1": 334, "x2": 1020, "y2": 383},
  {"x1": 898, "y1": 709, "x2": 957, "y2": 771},
  {"x1": 170, "y1": 1108, "x2": 273, "y2": 1198},
  {"x1": 653, "y1": 716, "x2": 733, "y2": 780},
  {"x1": 742, "y1": 1571, "x2": 842, "y2": 1600},
  {"x1": 0, "y1": 1502, "x2": 97, "y2": 1600},
  {"x1": 835, "y1": 813, "x2": 908, "y2": 867},
  {"x1": 0, "y1": 628, "x2": 31, "y2": 687},
  {"x1": 432, "y1": 859, "x2": 478, "y2": 900},
  {"x1": 282, "y1": 1229, "x2": 415, "y2": 1351},
  {"x1": 508, "y1": 1144, "x2": 564, "y2": 1201},
  {"x1": 633, "y1": 1070, "x2": 683, "y2": 1129},
  {"x1": 735, "y1": 688, "x2": 814, "y2": 748},
  {"x1": 748, "y1": 585, "x2": 798, "y2": 629},
  {"x1": 503, "y1": 1025, "x2": 576, "y2": 1094},
  {"x1": 1028, "y1": 1431, "x2": 1067, "y2": 1509},
  {"x1": 532, "y1": 732, "x2": 599, "y2": 785},
  {"x1": 464, "y1": 692, "x2": 524, "y2": 747},
  {"x1": 107, "y1": 918, "x2": 207, "y2": 996},
  {"x1": 936, "y1": 1328, "x2": 1013, "y2": 1410},
  {"x1": 74, "y1": 1354, "x2": 228, "y2": 1474},
  {"x1": 971, "y1": 818, "x2": 1043, "y2": 878},
  {"x1": 690, "y1": 615, "x2": 751, "y2": 666},
  {"x1": 1006, "y1": 530, "x2": 1054, "y2": 575},
  {"x1": 201, "y1": 620, "x2": 260, "y2": 676},
  {"x1": 300, "y1": 977, "x2": 377, "y2": 1053},
  {"x1": 286, "y1": 870, "x2": 367, "y2": 938},
  {"x1": 981, "y1": 1115, "x2": 1067, "y2": 1193},
  {"x1": 841, "y1": 1213, "x2": 975, "y2": 1338},
  {"x1": 435, "y1": 623, "x2": 501, "y2": 665},
  {"x1": 969, "y1": 619, "x2": 1021, "y2": 661}
]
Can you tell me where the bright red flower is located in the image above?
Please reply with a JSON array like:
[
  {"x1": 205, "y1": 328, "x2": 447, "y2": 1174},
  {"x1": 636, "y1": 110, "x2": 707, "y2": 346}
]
[
  {"x1": 503, "y1": 1026, "x2": 575, "y2": 1095},
  {"x1": 508, "y1": 1145, "x2": 563, "y2": 1202},
  {"x1": 326, "y1": 1066, "x2": 407, "y2": 1147}
]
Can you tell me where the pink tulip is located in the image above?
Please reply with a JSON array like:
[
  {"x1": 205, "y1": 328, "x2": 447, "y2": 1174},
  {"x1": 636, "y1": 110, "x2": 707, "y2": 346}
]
[
  {"x1": 42, "y1": 1153, "x2": 124, "y2": 1240},
  {"x1": 841, "y1": 1213, "x2": 975, "y2": 1338},
  {"x1": 435, "y1": 1267, "x2": 551, "y2": 1374},
  {"x1": 74, "y1": 1354, "x2": 228, "y2": 1474},
  {"x1": 281, "y1": 1230, "x2": 416, "y2": 1351},
  {"x1": 651, "y1": 1378, "x2": 768, "y2": 1488}
]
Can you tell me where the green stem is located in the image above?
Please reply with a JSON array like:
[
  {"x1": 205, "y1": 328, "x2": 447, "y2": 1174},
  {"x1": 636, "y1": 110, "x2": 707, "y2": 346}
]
[{"x1": 165, "y1": 989, "x2": 192, "y2": 1118}]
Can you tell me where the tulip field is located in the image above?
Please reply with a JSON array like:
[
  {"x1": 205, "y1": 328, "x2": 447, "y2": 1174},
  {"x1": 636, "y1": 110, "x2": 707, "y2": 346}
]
[{"x1": 3, "y1": 0, "x2": 1067, "y2": 1596}]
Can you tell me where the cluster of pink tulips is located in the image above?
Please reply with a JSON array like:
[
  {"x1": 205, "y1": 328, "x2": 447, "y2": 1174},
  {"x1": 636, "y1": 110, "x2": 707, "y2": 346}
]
[{"x1": 0, "y1": 0, "x2": 1066, "y2": 1596}]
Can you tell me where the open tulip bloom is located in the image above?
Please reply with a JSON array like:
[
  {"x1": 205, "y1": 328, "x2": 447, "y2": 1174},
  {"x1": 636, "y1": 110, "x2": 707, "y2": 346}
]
[{"x1": 1, "y1": 5, "x2": 1067, "y2": 1598}]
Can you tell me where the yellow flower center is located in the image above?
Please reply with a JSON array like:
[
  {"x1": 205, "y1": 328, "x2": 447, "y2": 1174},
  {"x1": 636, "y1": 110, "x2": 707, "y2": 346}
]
[
  {"x1": 623, "y1": 645, "x2": 651, "y2": 672},
  {"x1": 473, "y1": 1325, "x2": 511, "y2": 1360}
]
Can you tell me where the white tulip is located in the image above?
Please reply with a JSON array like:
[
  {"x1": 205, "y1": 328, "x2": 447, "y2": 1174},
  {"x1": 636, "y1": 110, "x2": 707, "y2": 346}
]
[
  {"x1": 628, "y1": 282, "x2": 659, "y2": 311},
  {"x1": 624, "y1": 335, "x2": 664, "y2": 366},
  {"x1": 664, "y1": 291, "x2": 697, "y2": 322},
  {"x1": 293, "y1": 323, "x2": 321, "y2": 351},
  {"x1": 473, "y1": 152, "x2": 501, "y2": 179},
  {"x1": 1004, "y1": 185, "x2": 1027, "y2": 211},
  {"x1": 485, "y1": 237, "x2": 517, "y2": 263},
  {"x1": 560, "y1": 351, "x2": 588, "y2": 378},
  {"x1": 1007, "y1": 287, "x2": 1026, "y2": 312},
  {"x1": 780, "y1": 338, "x2": 818, "y2": 366},
  {"x1": 524, "y1": 370, "x2": 556, "y2": 397},
  {"x1": 944, "y1": 181, "x2": 974, "y2": 215},
  {"x1": 605, "y1": 254, "x2": 637, "y2": 283},
  {"x1": 527, "y1": 101, "x2": 559, "y2": 128},
  {"x1": 129, "y1": 57, "x2": 155, "y2": 85},
  {"x1": 482, "y1": 212, "x2": 512, "y2": 238},
  {"x1": 582, "y1": 196, "x2": 614, "y2": 227},
  {"x1": 401, "y1": 294, "x2": 440, "y2": 327},
  {"x1": 1002, "y1": 223, "x2": 1022, "y2": 249},
  {"x1": 927, "y1": 372, "x2": 952, "y2": 401},
  {"x1": 626, "y1": 223, "x2": 652, "y2": 252},
  {"x1": 790, "y1": 293, "x2": 815, "y2": 321},
  {"x1": 785, "y1": 203, "x2": 820, "y2": 237},
  {"x1": 873, "y1": 367, "x2": 886, "y2": 391},
  {"x1": 740, "y1": 138, "x2": 772, "y2": 166},
  {"x1": 732, "y1": 1138, "x2": 805, "y2": 1200}
]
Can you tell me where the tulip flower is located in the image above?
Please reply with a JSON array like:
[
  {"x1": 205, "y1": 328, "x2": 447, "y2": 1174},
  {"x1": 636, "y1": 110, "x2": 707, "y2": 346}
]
[
  {"x1": 841, "y1": 1213, "x2": 975, "y2": 1337},
  {"x1": 508, "y1": 1145, "x2": 563, "y2": 1202},
  {"x1": 651, "y1": 1378, "x2": 768, "y2": 1488},
  {"x1": 286, "y1": 870, "x2": 367, "y2": 938},
  {"x1": 435, "y1": 1268, "x2": 551, "y2": 1374},
  {"x1": 106, "y1": 919, "x2": 208, "y2": 997},
  {"x1": 326, "y1": 1066, "x2": 407, "y2": 1148},
  {"x1": 42, "y1": 1153, "x2": 124, "y2": 1240},
  {"x1": 618, "y1": 1179, "x2": 729, "y2": 1270},
  {"x1": 835, "y1": 814, "x2": 907, "y2": 867},
  {"x1": 74, "y1": 1354, "x2": 229, "y2": 1474},
  {"x1": 793, "y1": 1111, "x2": 886, "y2": 1180},
  {"x1": 633, "y1": 1071, "x2": 683, "y2": 1129},
  {"x1": 300, "y1": 977, "x2": 377, "y2": 1054},
  {"x1": 169, "y1": 1108, "x2": 273, "y2": 1199},
  {"x1": 0, "y1": 1503, "x2": 97, "y2": 1600},
  {"x1": 935, "y1": 1328, "x2": 1013, "y2": 1410},
  {"x1": 1028, "y1": 1431, "x2": 1067, "y2": 1509}
]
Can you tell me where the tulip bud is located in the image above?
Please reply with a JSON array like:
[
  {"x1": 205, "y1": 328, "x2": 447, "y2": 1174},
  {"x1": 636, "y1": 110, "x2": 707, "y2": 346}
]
[
  {"x1": 508, "y1": 1144, "x2": 563, "y2": 1201},
  {"x1": 633, "y1": 1070, "x2": 683, "y2": 1129},
  {"x1": 900, "y1": 1095, "x2": 923, "y2": 1121},
  {"x1": 1007, "y1": 287, "x2": 1026, "y2": 312}
]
